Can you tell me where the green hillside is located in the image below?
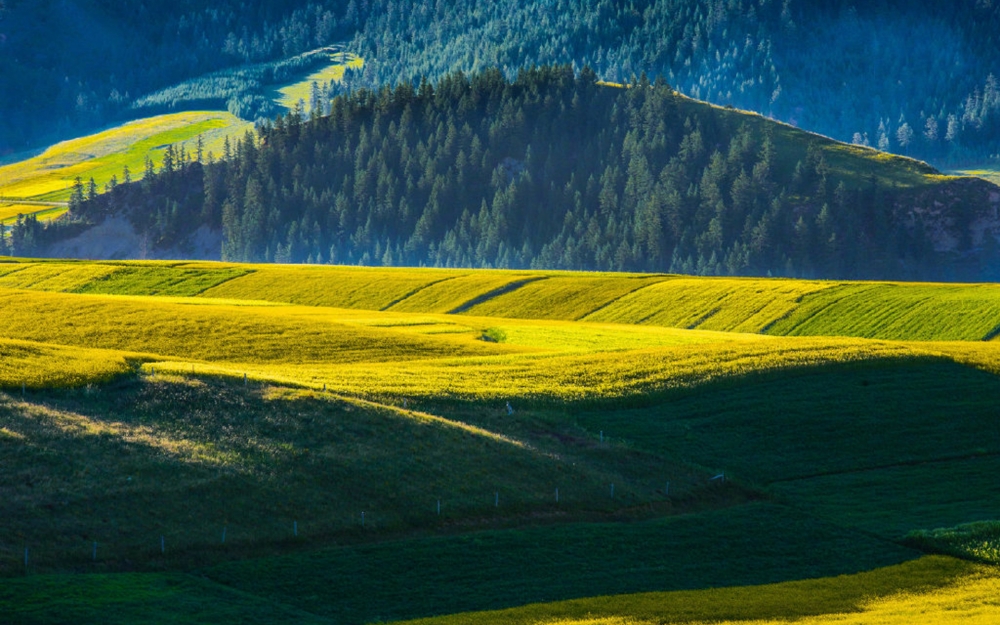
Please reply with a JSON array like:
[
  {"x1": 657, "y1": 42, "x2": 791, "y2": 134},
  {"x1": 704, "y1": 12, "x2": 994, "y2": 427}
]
[
  {"x1": 5, "y1": 0, "x2": 1000, "y2": 172},
  {"x1": 3, "y1": 259, "x2": 1000, "y2": 623},
  {"x1": 58, "y1": 67, "x2": 1000, "y2": 281},
  {"x1": 5, "y1": 260, "x2": 1000, "y2": 342}
]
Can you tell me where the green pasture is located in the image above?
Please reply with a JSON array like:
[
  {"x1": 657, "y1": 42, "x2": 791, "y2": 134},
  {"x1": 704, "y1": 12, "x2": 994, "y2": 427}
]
[
  {"x1": 1, "y1": 259, "x2": 999, "y2": 624},
  {"x1": 398, "y1": 556, "x2": 979, "y2": 625},
  {"x1": 907, "y1": 521, "x2": 1000, "y2": 565},
  {"x1": 768, "y1": 282, "x2": 1000, "y2": 341},
  {"x1": 0, "y1": 374, "x2": 708, "y2": 576},
  {"x1": 201, "y1": 503, "x2": 917, "y2": 624},
  {"x1": 74, "y1": 265, "x2": 252, "y2": 297},
  {"x1": 5, "y1": 261, "x2": 1000, "y2": 344},
  {"x1": 0, "y1": 504, "x2": 928, "y2": 625}
]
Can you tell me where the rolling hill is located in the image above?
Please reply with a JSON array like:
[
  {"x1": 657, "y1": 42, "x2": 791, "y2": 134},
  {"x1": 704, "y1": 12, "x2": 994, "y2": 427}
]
[
  {"x1": 1, "y1": 259, "x2": 1000, "y2": 623},
  {"x1": 4, "y1": 1, "x2": 1000, "y2": 172},
  {"x1": 43, "y1": 66, "x2": 1000, "y2": 282}
]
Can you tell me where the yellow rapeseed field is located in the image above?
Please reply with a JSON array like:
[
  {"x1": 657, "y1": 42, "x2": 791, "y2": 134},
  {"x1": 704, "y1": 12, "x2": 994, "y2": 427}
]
[
  {"x1": 0, "y1": 262, "x2": 119, "y2": 291},
  {"x1": 0, "y1": 203, "x2": 68, "y2": 223},
  {"x1": 200, "y1": 264, "x2": 466, "y2": 309},
  {"x1": 398, "y1": 556, "x2": 998, "y2": 625},
  {"x1": 385, "y1": 272, "x2": 540, "y2": 313},
  {"x1": 150, "y1": 335, "x2": 920, "y2": 401},
  {"x1": 463, "y1": 274, "x2": 666, "y2": 320},
  {"x1": 582, "y1": 277, "x2": 838, "y2": 333},
  {"x1": 0, "y1": 289, "x2": 516, "y2": 367},
  {"x1": 0, "y1": 337, "x2": 137, "y2": 389},
  {"x1": 4, "y1": 261, "x2": 1000, "y2": 403}
]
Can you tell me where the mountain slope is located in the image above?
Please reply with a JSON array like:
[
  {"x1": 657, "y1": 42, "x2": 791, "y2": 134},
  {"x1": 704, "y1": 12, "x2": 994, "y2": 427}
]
[
  {"x1": 52, "y1": 67, "x2": 1000, "y2": 281},
  {"x1": 4, "y1": 0, "x2": 1000, "y2": 169}
]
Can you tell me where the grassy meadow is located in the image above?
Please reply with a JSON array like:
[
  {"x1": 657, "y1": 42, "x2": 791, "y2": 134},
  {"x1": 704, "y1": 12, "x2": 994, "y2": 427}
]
[
  {"x1": 0, "y1": 52, "x2": 361, "y2": 222},
  {"x1": 2, "y1": 259, "x2": 1000, "y2": 623},
  {"x1": 275, "y1": 52, "x2": 364, "y2": 111},
  {"x1": 954, "y1": 165, "x2": 1000, "y2": 186},
  {"x1": 0, "y1": 113, "x2": 248, "y2": 204},
  {"x1": 391, "y1": 556, "x2": 999, "y2": 625}
]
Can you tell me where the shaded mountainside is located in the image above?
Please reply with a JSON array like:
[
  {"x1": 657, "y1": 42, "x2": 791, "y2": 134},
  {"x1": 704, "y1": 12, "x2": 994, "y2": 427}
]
[
  {"x1": 37, "y1": 67, "x2": 1000, "y2": 281},
  {"x1": 4, "y1": 0, "x2": 1000, "y2": 168}
]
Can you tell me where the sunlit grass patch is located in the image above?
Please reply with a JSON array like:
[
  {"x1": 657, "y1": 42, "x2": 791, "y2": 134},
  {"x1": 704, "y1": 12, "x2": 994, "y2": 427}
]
[
  {"x1": 395, "y1": 556, "x2": 989, "y2": 625},
  {"x1": 0, "y1": 203, "x2": 69, "y2": 224},
  {"x1": 583, "y1": 277, "x2": 836, "y2": 333},
  {"x1": 767, "y1": 282, "x2": 1000, "y2": 340},
  {"x1": 0, "y1": 112, "x2": 248, "y2": 202},
  {"x1": 907, "y1": 521, "x2": 1000, "y2": 565},
  {"x1": 0, "y1": 289, "x2": 515, "y2": 365},
  {"x1": 74, "y1": 265, "x2": 252, "y2": 296},
  {"x1": 463, "y1": 274, "x2": 666, "y2": 320},
  {"x1": 200, "y1": 264, "x2": 467, "y2": 309},
  {"x1": 386, "y1": 272, "x2": 539, "y2": 313},
  {"x1": 276, "y1": 52, "x2": 364, "y2": 111},
  {"x1": 953, "y1": 166, "x2": 1000, "y2": 186},
  {"x1": 153, "y1": 335, "x2": 919, "y2": 402},
  {"x1": 0, "y1": 262, "x2": 119, "y2": 291},
  {"x1": 0, "y1": 337, "x2": 137, "y2": 389}
]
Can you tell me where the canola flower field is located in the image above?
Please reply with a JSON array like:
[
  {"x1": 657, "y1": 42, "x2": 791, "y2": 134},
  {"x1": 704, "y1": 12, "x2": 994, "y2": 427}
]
[
  {"x1": 3, "y1": 258, "x2": 1000, "y2": 624},
  {"x1": 3, "y1": 260, "x2": 1000, "y2": 398},
  {"x1": 397, "y1": 556, "x2": 999, "y2": 625}
]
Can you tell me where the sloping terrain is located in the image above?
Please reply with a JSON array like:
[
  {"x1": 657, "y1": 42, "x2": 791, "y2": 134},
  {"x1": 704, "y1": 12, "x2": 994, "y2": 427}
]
[
  {"x1": 2, "y1": 259, "x2": 1000, "y2": 623},
  {"x1": 60, "y1": 68, "x2": 1000, "y2": 281}
]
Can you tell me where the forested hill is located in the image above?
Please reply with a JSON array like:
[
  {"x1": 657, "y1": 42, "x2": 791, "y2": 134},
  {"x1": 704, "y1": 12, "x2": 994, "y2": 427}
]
[
  {"x1": 3, "y1": 1, "x2": 1000, "y2": 168},
  {"x1": 54, "y1": 67, "x2": 1000, "y2": 281}
]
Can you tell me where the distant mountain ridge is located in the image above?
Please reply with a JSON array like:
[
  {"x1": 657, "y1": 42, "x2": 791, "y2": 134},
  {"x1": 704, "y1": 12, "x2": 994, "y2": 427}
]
[
  {"x1": 3, "y1": 1, "x2": 1000, "y2": 169},
  {"x1": 33, "y1": 67, "x2": 1000, "y2": 282}
]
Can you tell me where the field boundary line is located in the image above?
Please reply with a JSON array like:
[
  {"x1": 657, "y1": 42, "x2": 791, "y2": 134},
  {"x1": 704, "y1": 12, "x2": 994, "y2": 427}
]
[
  {"x1": 981, "y1": 320, "x2": 1000, "y2": 341},
  {"x1": 381, "y1": 275, "x2": 463, "y2": 311},
  {"x1": 577, "y1": 279, "x2": 666, "y2": 321},
  {"x1": 0, "y1": 264, "x2": 32, "y2": 280},
  {"x1": 187, "y1": 267, "x2": 257, "y2": 297},
  {"x1": 687, "y1": 307, "x2": 721, "y2": 330},
  {"x1": 447, "y1": 277, "x2": 548, "y2": 314},
  {"x1": 761, "y1": 283, "x2": 879, "y2": 335},
  {"x1": 768, "y1": 450, "x2": 1000, "y2": 484}
]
